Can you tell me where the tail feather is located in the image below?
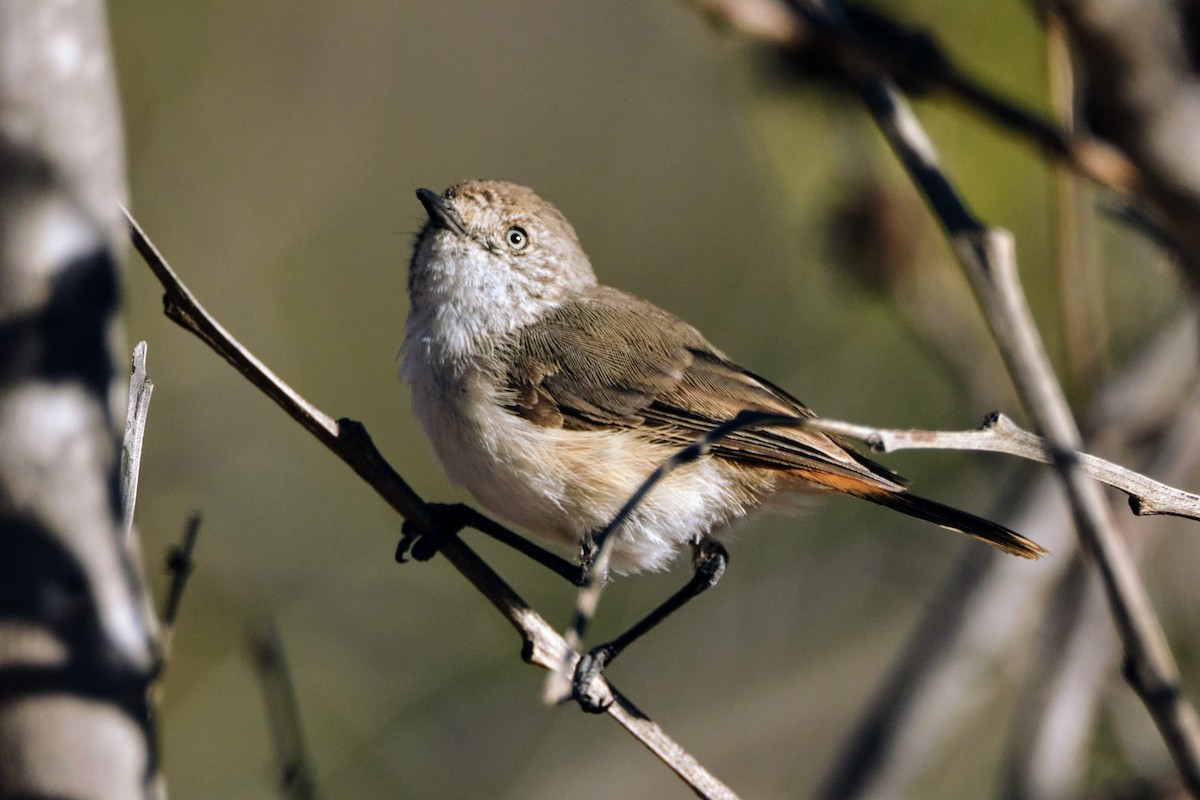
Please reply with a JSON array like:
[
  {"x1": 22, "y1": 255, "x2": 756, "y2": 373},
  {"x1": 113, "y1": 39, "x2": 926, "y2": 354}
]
[{"x1": 862, "y1": 491, "x2": 1047, "y2": 560}]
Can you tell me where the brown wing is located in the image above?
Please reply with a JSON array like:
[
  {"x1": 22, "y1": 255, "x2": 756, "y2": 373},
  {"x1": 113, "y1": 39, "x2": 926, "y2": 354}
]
[
  {"x1": 503, "y1": 286, "x2": 902, "y2": 489},
  {"x1": 504, "y1": 287, "x2": 1047, "y2": 560}
]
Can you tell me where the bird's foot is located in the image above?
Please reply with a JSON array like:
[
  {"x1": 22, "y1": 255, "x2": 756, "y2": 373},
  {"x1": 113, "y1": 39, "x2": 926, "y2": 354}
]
[
  {"x1": 395, "y1": 502, "x2": 471, "y2": 563},
  {"x1": 571, "y1": 644, "x2": 617, "y2": 714}
]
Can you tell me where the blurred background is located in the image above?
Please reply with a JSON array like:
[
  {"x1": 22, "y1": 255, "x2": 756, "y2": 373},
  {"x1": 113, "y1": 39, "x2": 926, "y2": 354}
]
[{"x1": 109, "y1": 1, "x2": 1195, "y2": 797}]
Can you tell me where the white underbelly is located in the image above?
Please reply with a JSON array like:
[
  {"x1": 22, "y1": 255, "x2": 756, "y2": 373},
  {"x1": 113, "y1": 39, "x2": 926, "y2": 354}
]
[{"x1": 410, "y1": 375, "x2": 764, "y2": 573}]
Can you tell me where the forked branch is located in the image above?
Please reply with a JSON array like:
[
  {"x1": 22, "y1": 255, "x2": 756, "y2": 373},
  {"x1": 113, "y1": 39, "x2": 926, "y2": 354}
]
[{"x1": 832, "y1": 11, "x2": 1200, "y2": 794}]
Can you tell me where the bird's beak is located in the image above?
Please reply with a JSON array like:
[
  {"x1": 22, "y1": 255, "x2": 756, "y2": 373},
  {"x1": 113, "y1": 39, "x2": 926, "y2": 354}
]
[{"x1": 416, "y1": 188, "x2": 467, "y2": 235}]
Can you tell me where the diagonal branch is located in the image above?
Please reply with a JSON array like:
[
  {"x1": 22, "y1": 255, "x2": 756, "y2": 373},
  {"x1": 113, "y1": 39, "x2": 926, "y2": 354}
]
[
  {"x1": 822, "y1": 10, "x2": 1200, "y2": 793},
  {"x1": 123, "y1": 210, "x2": 740, "y2": 800}
]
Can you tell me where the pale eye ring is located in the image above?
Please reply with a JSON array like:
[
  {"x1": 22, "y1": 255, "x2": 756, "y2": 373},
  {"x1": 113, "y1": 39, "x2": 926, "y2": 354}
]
[{"x1": 505, "y1": 226, "x2": 529, "y2": 251}]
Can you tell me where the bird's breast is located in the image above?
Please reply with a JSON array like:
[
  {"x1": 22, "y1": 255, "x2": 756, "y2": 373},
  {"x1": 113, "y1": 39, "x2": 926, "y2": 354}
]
[{"x1": 405, "y1": 364, "x2": 771, "y2": 572}]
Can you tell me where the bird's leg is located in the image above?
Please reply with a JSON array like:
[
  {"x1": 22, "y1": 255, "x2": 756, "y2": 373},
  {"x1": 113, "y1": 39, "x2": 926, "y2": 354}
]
[
  {"x1": 396, "y1": 502, "x2": 586, "y2": 585},
  {"x1": 572, "y1": 539, "x2": 729, "y2": 713}
]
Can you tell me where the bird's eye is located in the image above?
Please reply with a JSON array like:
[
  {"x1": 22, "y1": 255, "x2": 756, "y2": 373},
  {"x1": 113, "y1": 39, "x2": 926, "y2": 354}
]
[{"x1": 505, "y1": 226, "x2": 528, "y2": 251}]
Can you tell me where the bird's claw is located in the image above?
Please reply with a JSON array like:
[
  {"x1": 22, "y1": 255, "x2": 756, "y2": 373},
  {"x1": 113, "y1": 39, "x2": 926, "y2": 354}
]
[
  {"x1": 571, "y1": 646, "x2": 615, "y2": 714},
  {"x1": 395, "y1": 503, "x2": 468, "y2": 563}
]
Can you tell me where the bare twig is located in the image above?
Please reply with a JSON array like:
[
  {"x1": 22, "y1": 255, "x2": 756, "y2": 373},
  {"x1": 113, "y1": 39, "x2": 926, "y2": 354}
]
[
  {"x1": 807, "y1": 412, "x2": 1200, "y2": 521},
  {"x1": 1004, "y1": 386, "x2": 1200, "y2": 799},
  {"x1": 554, "y1": 399, "x2": 1200, "y2": 694},
  {"x1": 124, "y1": 211, "x2": 740, "y2": 800},
  {"x1": 249, "y1": 620, "x2": 320, "y2": 800},
  {"x1": 121, "y1": 340, "x2": 168, "y2": 692},
  {"x1": 673, "y1": 3, "x2": 1200, "y2": 792}
]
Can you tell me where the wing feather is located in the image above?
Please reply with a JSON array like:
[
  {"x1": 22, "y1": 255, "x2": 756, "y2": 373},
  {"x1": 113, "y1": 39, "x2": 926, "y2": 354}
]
[{"x1": 503, "y1": 287, "x2": 901, "y2": 489}]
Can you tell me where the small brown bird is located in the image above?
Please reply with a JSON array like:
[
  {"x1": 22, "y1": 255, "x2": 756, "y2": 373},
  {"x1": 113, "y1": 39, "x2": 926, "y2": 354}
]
[
  {"x1": 401, "y1": 179, "x2": 1044, "y2": 579},
  {"x1": 400, "y1": 179, "x2": 1045, "y2": 709}
]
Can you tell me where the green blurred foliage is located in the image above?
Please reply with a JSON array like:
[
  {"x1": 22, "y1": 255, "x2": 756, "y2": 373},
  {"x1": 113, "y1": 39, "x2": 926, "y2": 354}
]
[{"x1": 110, "y1": 1, "x2": 1190, "y2": 797}]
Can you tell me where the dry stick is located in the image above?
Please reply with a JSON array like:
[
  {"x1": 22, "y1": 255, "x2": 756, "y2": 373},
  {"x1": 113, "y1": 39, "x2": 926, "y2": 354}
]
[
  {"x1": 122, "y1": 341, "x2": 154, "y2": 542},
  {"x1": 851, "y1": 67, "x2": 1200, "y2": 794},
  {"x1": 117, "y1": 342, "x2": 169, "y2": 800},
  {"x1": 122, "y1": 210, "x2": 739, "y2": 800},
  {"x1": 677, "y1": 0, "x2": 1139, "y2": 195},
  {"x1": 806, "y1": 412, "x2": 1200, "y2": 521},
  {"x1": 250, "y1": 620, "x2": 321, "y2": 800}
]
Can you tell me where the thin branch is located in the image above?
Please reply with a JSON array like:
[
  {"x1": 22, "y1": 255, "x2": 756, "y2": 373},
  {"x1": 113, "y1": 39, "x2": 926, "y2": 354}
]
[
  {"x1": 556, "y1": 400, "x2": 1200, "y2": 694},
  {"x1": 677, "y1": 0, "x2": 1140, "y2": 195},
  {"x1": 123, "y1": 206, "x2": 343, "y2": 444},
  {"x1": 122, "y1": 341, "x2": 154, "y2": 541},
  {"x1": 249, "y1": 620, "x2": 321, "y2": 800},
  {"x1": 807, "y1": 412, "x2": 1200, "y2": 521},
  {"x1": 124, "y1": 211, "x2": 740, "y2": 800},
  {"x1": 826, "y1": 9, "x2": 1200, "y2": 790}
]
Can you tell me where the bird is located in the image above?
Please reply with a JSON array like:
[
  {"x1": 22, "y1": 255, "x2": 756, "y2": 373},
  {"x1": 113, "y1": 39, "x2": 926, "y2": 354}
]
[
  {"x1": 399, "y1": 179, "x2": 1044, "y2": 706},
  {"x1": 401, "y1": 179, "x2": 1042, "y2": 568}
]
